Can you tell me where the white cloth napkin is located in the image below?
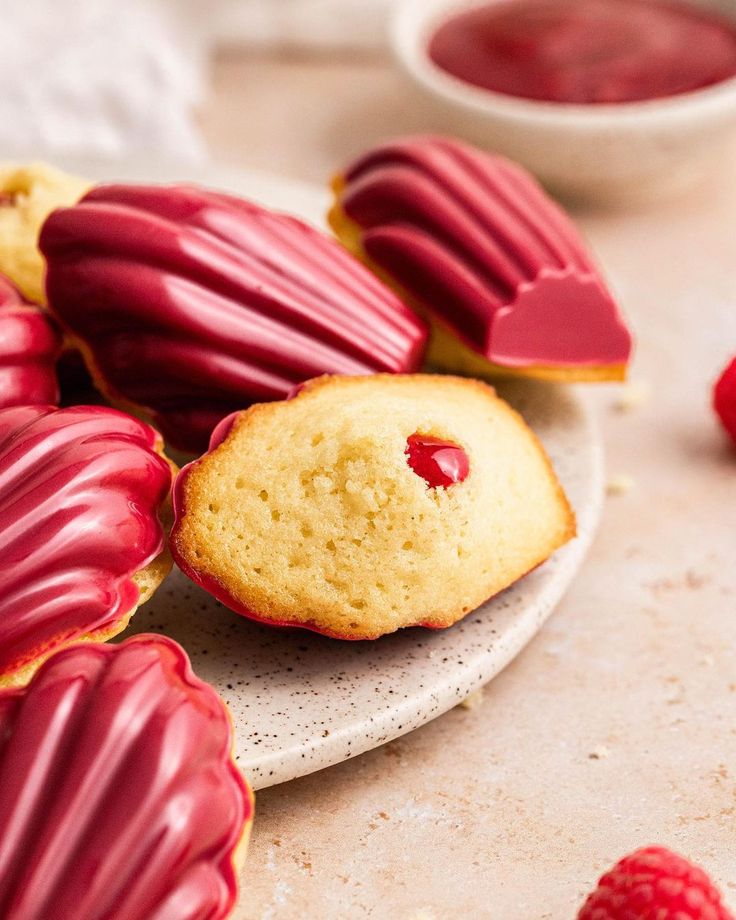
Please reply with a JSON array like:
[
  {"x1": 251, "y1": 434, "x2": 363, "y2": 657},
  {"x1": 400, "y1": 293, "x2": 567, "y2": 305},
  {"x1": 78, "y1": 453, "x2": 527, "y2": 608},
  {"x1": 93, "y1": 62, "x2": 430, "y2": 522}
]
[
  {"x1": 0, "y1": 0, "x2": 208, "y2": 163},
  {"x1": 0, "y1": 0, "x2": 396, "y2": 164}
]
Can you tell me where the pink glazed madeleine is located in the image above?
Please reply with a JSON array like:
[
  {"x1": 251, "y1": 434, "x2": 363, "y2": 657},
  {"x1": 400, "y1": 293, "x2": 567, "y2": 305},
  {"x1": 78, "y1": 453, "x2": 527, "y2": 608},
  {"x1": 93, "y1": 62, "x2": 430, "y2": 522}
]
[
  {"x1": 40, "y1": 183, "x2": 428, "y2": 453},
  {"x1": 0, "y1": 405, "x2": 175, "y2": 687},
  {"x1": 0, "y1": 634, "x2": 253, "y2": 920},
  {"x1": 329, "y1": 135, "x2": 632, "y2": 382},
  {"x1": 0, "y1": 273, "x2": 60, "y2": 408}
]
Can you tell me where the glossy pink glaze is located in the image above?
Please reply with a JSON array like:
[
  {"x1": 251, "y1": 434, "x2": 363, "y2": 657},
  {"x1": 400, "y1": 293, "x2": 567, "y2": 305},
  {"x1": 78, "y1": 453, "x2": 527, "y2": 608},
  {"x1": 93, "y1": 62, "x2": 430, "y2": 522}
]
[
  {"x1": 338, "y1": 136, "x2": 632, "y2": 371},
  {"x1": 0, "y1": 405, "x2": 172, "y2": 679},
  {"x1": 40, "y1": 184, "x2": 428, "y2": 453},
  {"x1": 405, "y1": 434, "x2": 469, "y2": 487},
  {"x1": 0, "y1": 634, "x2": 252, "y2": 920},
  {"x1": 0, "y1": 274, "x2": 61, "y2": 408}
]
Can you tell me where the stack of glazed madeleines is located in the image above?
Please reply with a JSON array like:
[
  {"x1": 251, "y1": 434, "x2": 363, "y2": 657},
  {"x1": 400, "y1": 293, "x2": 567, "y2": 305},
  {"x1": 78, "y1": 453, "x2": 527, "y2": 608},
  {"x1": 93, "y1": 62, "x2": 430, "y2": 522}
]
[{"x1": 0, "y1": 137, "x2": 631, "y2": 917}]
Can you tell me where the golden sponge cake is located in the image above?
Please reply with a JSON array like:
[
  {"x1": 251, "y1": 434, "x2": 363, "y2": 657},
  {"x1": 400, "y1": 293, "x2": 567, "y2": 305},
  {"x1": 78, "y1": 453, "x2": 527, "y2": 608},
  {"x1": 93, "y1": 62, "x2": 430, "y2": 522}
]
[
  {"x1": 171, "y1": 374, "x2": 575, "y2": 640},
  {"x1": 0, "y1": 162, "x2": 89, "y2": 304}
]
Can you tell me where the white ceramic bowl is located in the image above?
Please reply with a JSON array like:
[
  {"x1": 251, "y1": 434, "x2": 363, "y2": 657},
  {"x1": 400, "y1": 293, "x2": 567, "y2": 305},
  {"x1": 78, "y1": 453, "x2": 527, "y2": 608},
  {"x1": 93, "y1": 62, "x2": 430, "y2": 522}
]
[{"x1": 391, "y1": 0, "x2": 736, "y2": 204}]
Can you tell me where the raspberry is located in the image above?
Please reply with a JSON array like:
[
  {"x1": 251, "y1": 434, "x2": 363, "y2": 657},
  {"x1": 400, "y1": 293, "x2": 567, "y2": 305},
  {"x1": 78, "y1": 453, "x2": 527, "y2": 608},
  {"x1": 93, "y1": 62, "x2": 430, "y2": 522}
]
[
  {"x1": 578, "y1": 846, "x2": 734, "y2": 920},
  {"x1": 714, "y1": 356, "x2": 736, "y2": 444}
]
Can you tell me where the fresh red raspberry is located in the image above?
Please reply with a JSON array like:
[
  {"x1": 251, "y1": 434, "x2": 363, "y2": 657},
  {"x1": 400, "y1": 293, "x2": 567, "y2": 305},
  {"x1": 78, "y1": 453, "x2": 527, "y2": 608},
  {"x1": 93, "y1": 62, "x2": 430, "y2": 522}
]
[
  {"x1": 714, "y1": 357, "x2": 736, "y2": 444},
  {"x1": 578, "y1": 846, "x2": 733, "y2": 920}
]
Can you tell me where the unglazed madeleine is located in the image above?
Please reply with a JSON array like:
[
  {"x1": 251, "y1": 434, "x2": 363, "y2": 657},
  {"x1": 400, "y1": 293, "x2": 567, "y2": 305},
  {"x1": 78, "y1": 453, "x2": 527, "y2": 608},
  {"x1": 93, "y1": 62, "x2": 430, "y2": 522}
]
[
  {"x1": 0, "y1": 163, "x2": 90, "y2": 305},
  {"x1": 329, "y1": 135, "x2": 632, "y2": 382},
  {"x1": 0, "y1": 634, "x2": 253, "y2": 920},
  {"x1": 40, "y1": 183, "x2": 428, "y2": 453},
  {"x1": 171, "y1": 374, "x2": 575, "y2": 640},
  {"x1": 0, "y1": 405, "x2": 175, "y2": 687},
  {"x1": 0, "y1": 273, "x2": 60, "y2": 408}
]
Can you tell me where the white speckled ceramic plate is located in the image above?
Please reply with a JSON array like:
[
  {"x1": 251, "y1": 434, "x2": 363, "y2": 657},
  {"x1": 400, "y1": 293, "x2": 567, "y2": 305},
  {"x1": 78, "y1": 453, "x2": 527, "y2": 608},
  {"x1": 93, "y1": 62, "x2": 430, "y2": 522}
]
[{"x1": 68, "y1": 159, "x2": 604, "y2": 790}]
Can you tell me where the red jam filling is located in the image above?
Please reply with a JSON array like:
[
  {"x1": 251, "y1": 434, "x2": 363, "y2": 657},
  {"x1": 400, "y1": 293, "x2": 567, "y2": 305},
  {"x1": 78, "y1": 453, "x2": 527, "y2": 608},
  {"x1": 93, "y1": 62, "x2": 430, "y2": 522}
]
[
  {"x1": 428, "y1": 0, "x2": 736, "y2": 104},
  {"x1": 406, "y1": 434, "x2": 469, "y2": 488}
]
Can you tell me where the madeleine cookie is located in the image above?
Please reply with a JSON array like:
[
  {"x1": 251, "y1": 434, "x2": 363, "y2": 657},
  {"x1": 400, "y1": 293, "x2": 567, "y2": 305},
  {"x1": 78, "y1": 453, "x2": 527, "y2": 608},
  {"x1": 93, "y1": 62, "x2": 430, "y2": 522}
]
[
  {"x1": 41, "y1": 183, "x2": 428, "y2": 452},
  {"x1": 171, "y1": 374, "x2": 575, "y2": 639},
  {"x1": 329, "y1": 135, "x2": 632, "y2": 382},
  {"x1": 0, "y1": 405, "x2": 175, "y2": 686},
  {"x1": 0, "y1": 163, "x2": 89, "y2": 304},
  {"x1": 0, "y1": 634, "x2": 253, "y2": 920}
]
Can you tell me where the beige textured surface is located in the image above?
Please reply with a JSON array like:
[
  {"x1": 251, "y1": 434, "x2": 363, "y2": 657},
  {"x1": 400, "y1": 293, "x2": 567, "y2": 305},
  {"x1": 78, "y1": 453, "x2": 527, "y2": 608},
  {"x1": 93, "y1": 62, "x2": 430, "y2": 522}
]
[{"x1": 203, "y1": 50, "x2": 736, "y2": 919}]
